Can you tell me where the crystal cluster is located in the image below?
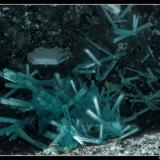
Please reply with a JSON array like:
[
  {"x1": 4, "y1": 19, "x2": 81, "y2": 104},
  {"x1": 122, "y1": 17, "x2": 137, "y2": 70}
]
[{"x1": 0, "y1": 5, "x2": 159, "y2": 152}]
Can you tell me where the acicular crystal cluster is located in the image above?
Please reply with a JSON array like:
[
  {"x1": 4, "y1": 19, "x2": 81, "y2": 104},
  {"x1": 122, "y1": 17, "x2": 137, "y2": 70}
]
[{"x1": 0, "y1": 5, "x2": 159, "y2": 152}]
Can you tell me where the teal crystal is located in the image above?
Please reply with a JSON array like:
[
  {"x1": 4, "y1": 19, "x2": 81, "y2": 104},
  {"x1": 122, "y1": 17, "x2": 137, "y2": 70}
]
[
  {"x1": 0, "y1": 5, "x2": 159, "y2": 153},
  {"x1": 0, "y1": 65, "x2": 144, "y2": 149}
]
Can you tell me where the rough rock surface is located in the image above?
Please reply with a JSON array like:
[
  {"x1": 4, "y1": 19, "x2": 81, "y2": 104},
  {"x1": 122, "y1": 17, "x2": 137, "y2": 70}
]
[{"x1": 36, "y1": 131, "x2": 160, "y2": 156}]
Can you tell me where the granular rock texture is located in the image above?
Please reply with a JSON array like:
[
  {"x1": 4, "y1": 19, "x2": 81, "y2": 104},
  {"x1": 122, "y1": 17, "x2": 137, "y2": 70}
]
[{"x1": 62, "y1": 131, "x2": 160, "y2": 156}]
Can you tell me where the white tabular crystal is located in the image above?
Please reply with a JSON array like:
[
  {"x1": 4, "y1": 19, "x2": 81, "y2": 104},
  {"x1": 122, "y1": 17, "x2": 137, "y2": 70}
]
[{"x1": 27, "y1": 47, "x2": 69, "y2": 65}]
